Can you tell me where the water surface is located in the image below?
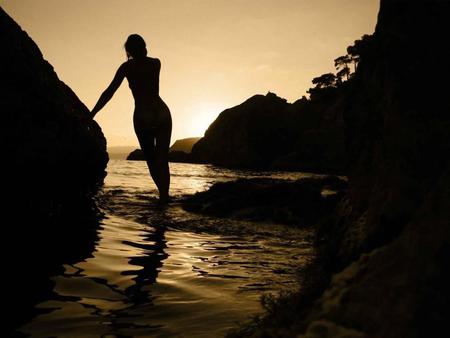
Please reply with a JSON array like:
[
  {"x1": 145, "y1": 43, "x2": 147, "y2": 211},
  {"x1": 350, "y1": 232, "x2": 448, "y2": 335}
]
[{"x1": 21, "y1": 160, "x2": 315, "y2": 337}]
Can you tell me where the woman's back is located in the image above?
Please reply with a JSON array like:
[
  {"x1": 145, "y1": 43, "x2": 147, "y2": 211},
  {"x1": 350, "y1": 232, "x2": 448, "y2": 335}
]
[{"x1": 124, "y1": 57, "x2": 161, "y2": 106}]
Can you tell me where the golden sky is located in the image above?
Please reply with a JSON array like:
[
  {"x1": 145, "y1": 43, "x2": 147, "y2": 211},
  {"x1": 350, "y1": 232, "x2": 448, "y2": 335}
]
[{"x1": 2, "y1": 0, "x2": 379, "y2": 147}]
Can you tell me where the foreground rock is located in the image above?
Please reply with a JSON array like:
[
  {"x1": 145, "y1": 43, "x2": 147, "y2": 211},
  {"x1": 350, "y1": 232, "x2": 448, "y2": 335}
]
[
  {"x1": 1, "y1": 7, "x2": 108, "y2": 212},
  {"x1": 230, "y1": 1, "x2": 450, "y2": 337},
  {"x1": 306, "y1": 1, "x2": 450, "y2": 336},
  {"x1": 1, "y1": 7, "x2": 107, "y2": 333},
  {"x1": 183, "y1": 176, "x2": 347, "y2": 226}
]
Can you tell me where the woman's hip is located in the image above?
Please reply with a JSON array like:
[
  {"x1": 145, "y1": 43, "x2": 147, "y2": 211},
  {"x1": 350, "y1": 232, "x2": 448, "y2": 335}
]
[{"x1": 133, "y1": 101, "x2": 171, "y2": 131}]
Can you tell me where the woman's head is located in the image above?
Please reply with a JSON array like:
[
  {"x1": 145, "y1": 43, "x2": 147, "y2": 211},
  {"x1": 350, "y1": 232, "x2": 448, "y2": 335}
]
[{"x1": 125, "y1": 34, "x2": 147, "y2": 60}]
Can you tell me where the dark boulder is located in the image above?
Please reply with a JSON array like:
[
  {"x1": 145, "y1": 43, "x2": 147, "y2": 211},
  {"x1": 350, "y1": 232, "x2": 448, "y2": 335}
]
[
  {"x1": 127, "y1": 148, "x2": 145, "y2": 160},
  {"x1": 1, "y1": 7, "x2": 108, "y2": 213},
  {"x1": 191, "y1": 91, "x2": 347, "y2": 173},
  {"x1": 192, "y1": 92, "x2": 292, "y2": 168},
  {"x1": 1, "y1": 7, "x2": 108, "y2": 333},
  {"x1": 182, "y1": 176, "x2": 347, "y2": 226},
  {"x1": 170, "y1": 137, "x2": 200, "y2": 153}
]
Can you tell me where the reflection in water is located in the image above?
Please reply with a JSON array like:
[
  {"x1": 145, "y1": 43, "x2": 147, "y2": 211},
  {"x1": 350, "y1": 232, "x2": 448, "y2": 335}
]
[{"x1": 20, "y1": 161, "x2": 314, "y2": 337}]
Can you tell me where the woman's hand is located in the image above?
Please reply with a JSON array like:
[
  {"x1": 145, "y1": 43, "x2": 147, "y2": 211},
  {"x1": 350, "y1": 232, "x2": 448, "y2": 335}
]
[{"x1": 90, "y1": 109, "x2": 98, "y2": 119}]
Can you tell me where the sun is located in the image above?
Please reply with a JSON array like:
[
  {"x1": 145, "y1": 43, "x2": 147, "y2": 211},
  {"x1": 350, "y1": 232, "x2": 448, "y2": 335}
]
[{"x1": 187, "y1": 103, "x2": 223, "y2": 137}]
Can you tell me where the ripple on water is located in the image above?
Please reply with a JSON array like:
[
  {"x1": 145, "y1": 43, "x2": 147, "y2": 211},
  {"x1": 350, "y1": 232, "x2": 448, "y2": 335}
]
[{"x1": 21, "y1": 161, "x2": 314, "y2": 337}]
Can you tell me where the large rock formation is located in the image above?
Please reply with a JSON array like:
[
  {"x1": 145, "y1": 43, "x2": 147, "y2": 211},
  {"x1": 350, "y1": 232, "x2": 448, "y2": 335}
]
[
  {"x1": 1, "y1": 7, "x2": 108, "y2": 210},
  {"x1": 231, "y1": 1, "x2": 450, "y2": 337},
  {"x1": 191, "y1": 91, "x2": 346, "y2": 173},
  {"x1": 192, "y1": 92, "x2": 293, "y2": 168},
  {"x1": 1, "y1": 7, "x2": 108, "y2": 332},
  {"x1": 303, "y1": 1, "x2": 450, "y2": 336}
]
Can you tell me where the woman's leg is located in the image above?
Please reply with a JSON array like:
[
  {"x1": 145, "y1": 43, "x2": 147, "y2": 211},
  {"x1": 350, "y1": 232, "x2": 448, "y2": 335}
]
[
  {"x1": 135, "y1": 128, "x2": 163, "y2": 194},
  {"x1": 154, "y1": 122, "x2": 172, "y2": 202}
]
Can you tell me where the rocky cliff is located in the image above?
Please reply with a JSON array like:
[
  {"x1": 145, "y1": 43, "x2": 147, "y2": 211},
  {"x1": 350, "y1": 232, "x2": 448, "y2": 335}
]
[
  {"x1": 304, "y1": 1, "x2": 450, "y2": 336},
  {"x1": 191, "y1": 91, "x2": 347, "y2": 173},
  {"x1": 231, "y1": 1, "x2": 450, "y2": 337},
  {"x1": 1, "y1": 7, "x2": 108, "y2": 332},
  {"x1": 1, "y1": 7, "x2": 108, "y2": 215}
]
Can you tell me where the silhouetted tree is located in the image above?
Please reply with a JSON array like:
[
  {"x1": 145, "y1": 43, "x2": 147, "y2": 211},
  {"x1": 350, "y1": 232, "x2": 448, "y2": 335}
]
[
  {"x1": 334, "y1": 55, "x2": 351, "y2": 71},
  {"x1": 307, "y1": 73, "x2": 338, "y2": 100},
  {"x1": 305, "y1": 34, "x2": 373, "y2": 99},
  {"x1": 311, "y1": 73, "x2": 337, "y2": 89},
  {"x1": 347, "y1": 34, "x2": 372, "y2": 71},
  {"x1": 334, "y1": 55, "x2": 352, "y2": 83},
  {"x1": 336, "y1": 67, "x2": 351, "y2": 83}
]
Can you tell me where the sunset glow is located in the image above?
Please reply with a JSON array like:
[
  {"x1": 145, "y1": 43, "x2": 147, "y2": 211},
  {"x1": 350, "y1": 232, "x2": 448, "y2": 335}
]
[
  {"x1": 6, "y1": 1, "x2": 445, "y2": 336},
  {"x1": 185, "y1": 101, "x2": 228, "y2": 137},
  {"x1": 2, "y1": 0, "x2": 379, "y2": 146}
]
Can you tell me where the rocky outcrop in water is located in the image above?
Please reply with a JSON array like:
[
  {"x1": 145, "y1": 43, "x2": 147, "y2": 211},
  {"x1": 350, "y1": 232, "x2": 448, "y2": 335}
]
[
  {"x1": 127, "y1": 137, "x2": 201, "y2": 162},
  {"x1": 231, "y1": 1, "x2": 450, "y2": 337},
  {"x1": 1, "y1": 7, "x2": 107, "y2": 333},
  {"x1": 170, "y1": 137, "x2": 200, "y2": 153},
  {"x1": 191, "y1": 91, "x2": 347, "y2": 173},
  {"x1": 183, "y1": 176, "x2": 347, "y2": 226},
  {"x1": 127, "y1": 148, "x2": 145, "y2": 160}
]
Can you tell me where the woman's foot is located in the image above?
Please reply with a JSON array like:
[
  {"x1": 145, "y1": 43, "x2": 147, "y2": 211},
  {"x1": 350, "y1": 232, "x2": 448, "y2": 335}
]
[{"x1": 158, "y1": 194, "x2": 171, "y2": 205}]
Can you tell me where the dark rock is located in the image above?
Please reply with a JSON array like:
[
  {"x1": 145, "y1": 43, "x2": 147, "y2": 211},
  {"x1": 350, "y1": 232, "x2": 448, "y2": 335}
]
[
  {"x1": 191, "y1": 91, "x2": 347, "y2": 173},
  {"x1": 231, "y1": 1, "x2": 450, "y2": 337},
  {"x1": 319, "y1": 0, "x2": 450, "y2": 269},
  {"x1": 1, "y1": 7, "x2": 108, "y2": 207},
  {"x1": 1, "y1": 7, "x2": 107, "y2": 333},
  {"x1": 127, "y1": 137, "x2": 200, "y2": 162},
  {"x1": 272, "y1": 128, "x2": 346, "y2": 174},
  {"x1": 127, "y1": 148, "x2": 145, "y2": 160},
  {"x1": 170, "y1": 137, "x2": 200, "y2": 153},
  {"x1": 304, "y1": 1, "x2": 450, "y2": 336},
  {"x1": 182, "y1": 176, "x2": 347, "y2": 226},
  {"x1": 191, "y1": 92, "x2": 291, "y2": 168}
]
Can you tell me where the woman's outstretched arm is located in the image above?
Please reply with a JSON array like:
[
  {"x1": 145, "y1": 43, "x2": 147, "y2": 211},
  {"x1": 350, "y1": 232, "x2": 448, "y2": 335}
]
[{"x1": 91, "y1": 64, "x2": 126, "y2": 118}]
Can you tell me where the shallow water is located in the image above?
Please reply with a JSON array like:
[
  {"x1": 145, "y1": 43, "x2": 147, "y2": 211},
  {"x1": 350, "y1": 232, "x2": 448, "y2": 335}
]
[{"x1": 21, "y1": 160, "x2": 316, "y2": 337}]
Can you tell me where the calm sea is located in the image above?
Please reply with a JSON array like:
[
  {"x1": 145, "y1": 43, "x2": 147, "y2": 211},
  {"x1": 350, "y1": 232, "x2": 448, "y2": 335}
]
[{"x1": 20, "y1": 160, "x2": 316, "y2": 337}]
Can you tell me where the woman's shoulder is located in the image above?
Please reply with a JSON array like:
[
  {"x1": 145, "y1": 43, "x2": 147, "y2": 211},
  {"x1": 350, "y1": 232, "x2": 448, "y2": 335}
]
[
  {"x1": 147, "y1": 56, "x2": 161, "y2": 66},
  {"x1": 118, "y1": 61, "x2": 130, "y2": 73}
]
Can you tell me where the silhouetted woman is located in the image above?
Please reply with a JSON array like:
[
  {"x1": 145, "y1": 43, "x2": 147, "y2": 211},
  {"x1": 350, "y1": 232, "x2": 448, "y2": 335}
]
[{"x1": 91, "y1": 34, "x2": 172, "y2": 203}]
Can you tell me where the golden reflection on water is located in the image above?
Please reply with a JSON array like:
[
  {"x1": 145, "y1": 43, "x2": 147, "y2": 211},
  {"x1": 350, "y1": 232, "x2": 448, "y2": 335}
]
[{"x1": 21, "y1": 161, "x2": 314, "y2": 337}]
